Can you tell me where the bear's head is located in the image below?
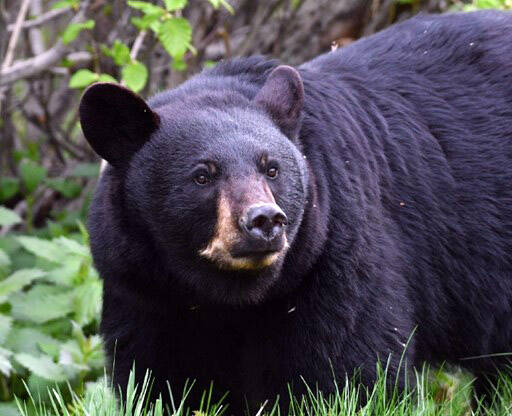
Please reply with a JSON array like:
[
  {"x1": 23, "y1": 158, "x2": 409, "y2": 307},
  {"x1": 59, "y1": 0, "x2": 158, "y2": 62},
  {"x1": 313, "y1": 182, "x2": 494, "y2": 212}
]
[{"x1": 79, "y1": 65, "x2": 312, "y2": 305}]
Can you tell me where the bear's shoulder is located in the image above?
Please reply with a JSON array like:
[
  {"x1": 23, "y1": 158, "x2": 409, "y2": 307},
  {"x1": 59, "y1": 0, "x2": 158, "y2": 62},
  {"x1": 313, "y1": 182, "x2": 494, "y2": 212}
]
[{"x1": 301, "y1": 10, "x2": 512, "y2": 76}]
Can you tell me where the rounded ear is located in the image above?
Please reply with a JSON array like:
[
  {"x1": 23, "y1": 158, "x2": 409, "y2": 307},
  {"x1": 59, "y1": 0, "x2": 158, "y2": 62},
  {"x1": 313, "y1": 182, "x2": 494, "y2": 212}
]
[
  {"x1": 79, "y1": 83, "x2": 159, "y2": 167},
  {"x1": 254, "y1": 65, "x2": 304, "y2": 140}
]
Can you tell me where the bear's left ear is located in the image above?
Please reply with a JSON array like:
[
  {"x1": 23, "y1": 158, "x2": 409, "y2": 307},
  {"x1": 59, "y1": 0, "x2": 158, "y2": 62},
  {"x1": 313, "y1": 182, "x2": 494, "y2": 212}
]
[
  {"x1": 79, "y1": 83, "x2": 160, "y2": 168},
  {"x1": 254, "y1": 65, "x2": 304, "y2": 140}
]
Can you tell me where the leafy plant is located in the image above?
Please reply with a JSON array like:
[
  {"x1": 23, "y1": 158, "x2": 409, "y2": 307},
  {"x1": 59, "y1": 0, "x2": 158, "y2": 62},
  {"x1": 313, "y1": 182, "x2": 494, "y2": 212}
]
[
  {"x1": 464, "y1": 0, "x2": 512, "y2": 9},
  {"x1": 61, "y1": 20, "x2": 96, "y2": 45},
  {"x1": 0, "y1": 216, "x2": 103, "y2": 411},
  {"x1": 68, "y1": 0, "x2": 232, "y2": 92}
]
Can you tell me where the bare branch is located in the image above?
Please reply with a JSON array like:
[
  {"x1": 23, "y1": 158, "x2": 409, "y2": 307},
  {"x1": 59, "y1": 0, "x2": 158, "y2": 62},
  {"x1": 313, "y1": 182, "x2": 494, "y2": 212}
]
[
  {"x1": 0, "y1": 0, "x2": 90, "y2": 87},
  {"x1": 130, "y1": 30, "x2": 147, "y2": 61},
  {"x1": 28, "y1": 0, "x2": 46, "y2": 56},
  {"x1": 2, "y1": 0, "x2": 31, "y2": 70},
  {"x1": 7, "y1": 6, "x2": 71, "y2": 32},
  {"x1": 66, "y1": 51, "x2": 92, "y2": 65}
]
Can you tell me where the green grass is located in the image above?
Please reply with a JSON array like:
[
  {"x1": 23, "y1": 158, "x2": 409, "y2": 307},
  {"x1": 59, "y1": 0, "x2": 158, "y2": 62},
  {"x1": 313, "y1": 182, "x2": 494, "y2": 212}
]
[{"x1": 11, "y1": 365, "x2": 512, "y2": 416}]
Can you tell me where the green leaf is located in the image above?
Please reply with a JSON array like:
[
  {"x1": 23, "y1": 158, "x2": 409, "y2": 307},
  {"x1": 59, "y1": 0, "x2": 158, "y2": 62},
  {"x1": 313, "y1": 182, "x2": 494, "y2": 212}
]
[
  {"x1": 203, "y1": 59, "x2": 217, "y2": 69},
  {"x1": 0, "y1": 314, "x2": 13, "y2": 345},
  {"x1": 55, "y1": 236, "x2": 90, "y2": 258},
  {"x1": 45, "y1": 257, "x2": 82, "y2": 286},
  {"x1": 0, "y1": 206, "x2": 21, "y2": 227},
  {"x1": 0, "y1": 248, "x2": 10, "y2": 278},
  {"x1": 10, "y1": 285, "x2": 74, "y2": 324},
  {"x1": 19, "y1": 160, "x2": 47, "y2": 193},
  {"x1": 0, "y1": 177, "x2": 20, "y2": 201},
  {"x1": 38, "y1": 342, "x2": 60, "y2": 359},
  {"x1": 45, "y1": 178, "x2": 82, "y2": 198},
  {"x1": 0, "y1": 348, "x2": 13, "y2": 377},
  {"x1": 164, "y1": 0, "x2": 187, "y2": 11},
  {"x1": 98, "y1": 73, "x2": 118, "y2": 83},
  {"x1": 208, "y1": 0, "x2": 234, "y2": 13},
  {"x1": 69, "y1": 69, "x2": 98, "y2": 88},
  {"x1": 171, "y1": 55, "x2": 187, "y2": 71},
  {"x1": 127, "y1": 0, "x2": 165, "y2": 15},
  {"x1": 131, "y1": 13, "x2": 162, "y2": 31},
  {"x1": 69, "y1": 163, "x2": 100, "y2": 178},
  {"x1": 112, "y1": 41, "x2": 131, "y2": 66},
  {"x1": 61, "y1": 20, "x2": 95, "y2": 45},
  {"x1": 6, "y1": 327, "x2": 60, "y2": 356},
  {"x1": 15, "y1": 353, "x2": 68, "y2": 382},
  {"x1": 73, "y1": 280, "x2": 102, "y2": 326},
  {"x1": 51, "y1": 0, "x2": 78, "y2": 10},
  {"x1": 474, "y1": 0, "x2": 501, "y2": 7},
  {"x1": 0, "y1": 401, "x2": 20, "y2": 416},
  {"x1": 121, "y1": 61, "x2": 148, "y2": 92},
  {"x1": 158, "y1": 17, "x2": 192, "y2": 58},
  {"x1": 102, "y1": 40, "x2": 131, "y2": 66},
  {"x1": 0, "y1": 269, "x2": 46, "y2": 301},
  {"x1": 17, "y1": 236, "x2": 65, "y2": 264}
]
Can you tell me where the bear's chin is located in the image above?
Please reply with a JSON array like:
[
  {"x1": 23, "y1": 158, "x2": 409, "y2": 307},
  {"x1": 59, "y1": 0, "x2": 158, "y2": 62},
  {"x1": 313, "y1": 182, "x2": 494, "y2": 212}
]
[
  {"x1": 205, "y1": 251, "x2": 282, "y2": 272},
  {"x1": 169, "y1": 253, "x2": 287, "y2": 306}
]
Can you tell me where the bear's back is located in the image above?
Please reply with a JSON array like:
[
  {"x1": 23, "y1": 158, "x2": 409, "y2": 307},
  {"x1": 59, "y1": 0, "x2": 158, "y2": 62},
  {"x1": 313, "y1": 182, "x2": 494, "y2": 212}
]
[{"x1": 297, "y1": 10, "x2": 512, "y2": 365}]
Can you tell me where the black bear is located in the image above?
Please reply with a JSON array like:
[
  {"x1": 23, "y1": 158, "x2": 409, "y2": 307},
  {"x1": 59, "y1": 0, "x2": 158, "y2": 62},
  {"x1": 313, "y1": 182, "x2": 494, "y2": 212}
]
[{"x1": 79, "y1": 10, "x2": 512, "y2": 414}]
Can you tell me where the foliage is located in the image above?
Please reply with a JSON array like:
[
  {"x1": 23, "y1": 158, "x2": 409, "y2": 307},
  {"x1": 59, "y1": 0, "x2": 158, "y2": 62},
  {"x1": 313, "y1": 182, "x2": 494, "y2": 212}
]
[
  {"x1": 464, "y1": 0, "x2": 512, "y2": 10},
  {"x1": 0, "y1": 208, "x2": 103, "y2": 414},
  {"x1": 68, "y1": 0, "x2": 231, "y2": 92}
]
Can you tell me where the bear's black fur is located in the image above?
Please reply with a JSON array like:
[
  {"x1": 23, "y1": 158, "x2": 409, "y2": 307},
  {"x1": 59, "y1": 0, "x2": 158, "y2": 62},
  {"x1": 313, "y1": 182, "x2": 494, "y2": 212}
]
[{"x1": 80, "y1": 10, "x2": 512, "y2": 414}]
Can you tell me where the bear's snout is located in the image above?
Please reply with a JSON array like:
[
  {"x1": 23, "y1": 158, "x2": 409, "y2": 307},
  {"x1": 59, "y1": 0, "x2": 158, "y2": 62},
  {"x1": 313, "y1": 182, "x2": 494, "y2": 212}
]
[
  {"x1": 239, "y1": 203, "x2": 287, "y2": 247},
  {"x1": 199, "y1": 179, "x2": 290, "y2": 270}
]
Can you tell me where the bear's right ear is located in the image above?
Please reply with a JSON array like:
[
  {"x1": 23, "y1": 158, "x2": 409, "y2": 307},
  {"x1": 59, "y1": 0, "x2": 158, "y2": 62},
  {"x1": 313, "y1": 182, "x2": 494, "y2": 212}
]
[
  {"x1": 254, "y1": 65, "x2": 304, "y2": 140},
  {"x1": 79, "y1": 83, "x2": 159, "y2": 167}
]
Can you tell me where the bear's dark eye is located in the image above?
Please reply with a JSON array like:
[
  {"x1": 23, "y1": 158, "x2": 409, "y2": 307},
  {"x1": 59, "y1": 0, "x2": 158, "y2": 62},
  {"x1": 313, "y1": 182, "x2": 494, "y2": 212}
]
[
  {"x1": 266, "y1": 167, "x2": 278, "y2": 179},
  {"x1": 194, "y1": 173, "x2": 210, "y2": 185}
]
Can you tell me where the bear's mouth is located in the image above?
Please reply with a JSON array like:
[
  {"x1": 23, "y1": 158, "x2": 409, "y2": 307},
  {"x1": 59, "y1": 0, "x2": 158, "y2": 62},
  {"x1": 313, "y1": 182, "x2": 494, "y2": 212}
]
[
  {"x1": 200, "y1": 219, "x2": 289, "y2": 270},
  {"x1": 199, "y1": 241, "x2": 288, "y2": 271}
]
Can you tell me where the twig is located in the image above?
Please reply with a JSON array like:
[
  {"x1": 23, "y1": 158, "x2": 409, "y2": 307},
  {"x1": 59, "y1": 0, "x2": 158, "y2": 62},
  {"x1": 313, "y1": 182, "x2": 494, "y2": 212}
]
[
  {"x1": 7, "y1": 6, "x2": 71, "y2": 32},
  {"x1": 50, "y1": 51, "x2": 92, "y2": 74},
  {"x1": 20, "y1": 105, "x2": 87, "y2": 160},
  {"x1": 130, "y1": 30, "x2": 147, "y2": 61},
  {"x1": 28, "y1": 0, "x2": 45, "y2": 56},
  {"x1": 0, "y1": 0, "x2": 91, "y2": 86},
  {"x1": 1, "y1": 0, "x2": 31, "y2": 70},
  {"x1": 66, "y1": 51, "x2": 92, "y2": 65}
]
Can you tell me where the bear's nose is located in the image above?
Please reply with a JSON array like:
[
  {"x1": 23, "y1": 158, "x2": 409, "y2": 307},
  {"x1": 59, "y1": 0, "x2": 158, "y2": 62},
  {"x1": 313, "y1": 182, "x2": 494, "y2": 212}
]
[{"x1": 241, "y1": 204, "x2": 288, "y2": 242}]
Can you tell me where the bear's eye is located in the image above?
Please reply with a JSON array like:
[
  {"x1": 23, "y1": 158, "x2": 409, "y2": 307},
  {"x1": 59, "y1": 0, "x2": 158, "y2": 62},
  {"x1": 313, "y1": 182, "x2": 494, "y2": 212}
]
[
  {"x1": 266, "y1": 167, "x2": 278, "y2": 179},
  {"x1": 194, "y1": 173, "x2": 210, "y2": 185}
]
